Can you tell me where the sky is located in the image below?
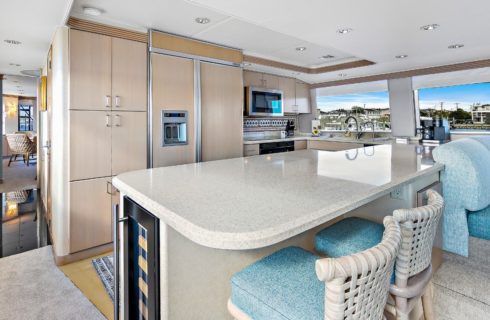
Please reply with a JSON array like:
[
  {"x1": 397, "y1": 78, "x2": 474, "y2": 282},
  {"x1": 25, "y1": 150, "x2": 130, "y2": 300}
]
[{"x1": 317, "y1": 82, "x2": 490, "y2": 112}]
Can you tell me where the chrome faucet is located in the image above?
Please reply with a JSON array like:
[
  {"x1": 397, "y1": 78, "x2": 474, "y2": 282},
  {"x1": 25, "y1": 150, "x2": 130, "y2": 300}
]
[
  {"x1": 344, "y1": 116, "x2": 362, "y2": 139},
  {"x1": 362, "y1": 121, "x2": 375, "y2": 140}
]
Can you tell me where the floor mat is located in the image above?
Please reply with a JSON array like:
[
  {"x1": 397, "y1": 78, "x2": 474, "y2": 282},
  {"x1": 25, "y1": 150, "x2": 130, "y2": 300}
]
[{"x1": 93, "y1": 255, "x2": 115, "y2": 302}]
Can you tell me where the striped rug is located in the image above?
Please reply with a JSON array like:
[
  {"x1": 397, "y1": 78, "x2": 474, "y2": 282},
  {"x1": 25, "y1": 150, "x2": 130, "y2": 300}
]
[{"x1": 92, "y1": 255, "x2": 115, "y2": 302}]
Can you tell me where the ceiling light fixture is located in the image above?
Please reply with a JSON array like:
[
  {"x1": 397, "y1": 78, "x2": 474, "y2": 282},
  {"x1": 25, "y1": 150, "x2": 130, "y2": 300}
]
[
  {"x1": 338, "y1": 73, "x2": 347, "y2": 77},
  {"x1": 83, "y1": 6, "x2": 103, "y2": 16},
  {"x1": 395, "y1": 54, "x2": 408, "y2": 59},
  {"x1": 243, "y1": 62, "x2": 252, "y2": 67},
  {"x1": 9, "y1": 63, "x2": 21, "y2": 67},
  {"x1": 448, "y1": 44, "x2": 464, "y2": 49},
  {"x1": 337, "y1": 28, "x2": 353, "y2": 34},
  {"x1": 195, "y1": 17, "x2": 211, "y2": 24},
  {"x1": 296, "y1": 46, "x2": 307, "y2": 51},
  {"x1": 420, "y1": 24, "x2": 439, "y2": 31},
  {"x1": 4, "y1": 39, "x2": 21, "y2": 45},
  {"x1": 320, "y1": 55, "x2": 335, "y2": 59}
]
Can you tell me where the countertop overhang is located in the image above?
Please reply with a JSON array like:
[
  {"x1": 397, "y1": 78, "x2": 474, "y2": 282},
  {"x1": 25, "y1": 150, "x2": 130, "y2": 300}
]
[
  {"x1": 242, "y1": 136, "x2": 391, "y2": 145},
  {"x1": 113, "y1": 145, "x2": 443, "y2": 250}
]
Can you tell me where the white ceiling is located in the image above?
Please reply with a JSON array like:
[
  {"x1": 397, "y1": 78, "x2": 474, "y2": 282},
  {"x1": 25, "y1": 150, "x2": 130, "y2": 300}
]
[
  {"x1": 0, "y1": 0, "x2": 73, "y2": 77},
  {"x1": 2, "y1": 75, "x2": 38, "y2": 97}
]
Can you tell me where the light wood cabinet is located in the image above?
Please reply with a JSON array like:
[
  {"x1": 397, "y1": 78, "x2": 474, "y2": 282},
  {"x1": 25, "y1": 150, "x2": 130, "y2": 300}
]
[
  {"x1": 243, "y1": 71, "x2": 263, "y2": 87},
  {"x1": 201, "y1": 62, "x2": 243, "y2": 162},
  {"x1": 307, "y1": 140, "x2": 363, "y2": 151},
  {"x1": 294, "y1": 140, "x2": 307, "y2": 150},
  {"x1": 280, "y1": 77, "x2": 297, "y2": 113},
  {"x1": 70, "y1": 177, "x2": 112, "y2": 253},
  {"x1": 111, "y1": 111, "x2": 147, "y2": 175},
  {"x1": 70, "y1": 111, "x2": 112, "y2": 181},
  {"x1": 262, "y1": 73, "x2": 279, "y2": 89},
  {"x1": 295, "y1": 81, "x2": 311, "y2": 114},
  {"x1": 70, "y1": 30, "x2": 112, "y2": 111},
  {"x1": 243, "y1": 144, "x2": 260, "y2": 157},
  {"x1": 112, "y1": 38, "x2": 147, "y2": 111}
]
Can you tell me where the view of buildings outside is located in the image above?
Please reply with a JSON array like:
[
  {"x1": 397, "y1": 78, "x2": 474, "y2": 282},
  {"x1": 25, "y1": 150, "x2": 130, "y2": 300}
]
[
  {"x1": 418, "y1": 82, "x2": 490, "y2": 130},
  {"x1": 316, "y1": 91, "x2": 391, "y2": 131},
  {"x1": 316, "y1": 82, "x2": 490, "y2": 132}
]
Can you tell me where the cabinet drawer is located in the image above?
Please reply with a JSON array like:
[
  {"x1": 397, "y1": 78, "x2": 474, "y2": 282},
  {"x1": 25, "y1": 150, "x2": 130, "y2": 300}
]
[
  {"x1": 243, "y1": 144, "x2": 259, "y2": 156},
  {"x1": 308, "y1": 140, "x2": 363, "y2": 151},
  {"x1": 294, "y1": 140, "x2": 307, "y2": 150}
]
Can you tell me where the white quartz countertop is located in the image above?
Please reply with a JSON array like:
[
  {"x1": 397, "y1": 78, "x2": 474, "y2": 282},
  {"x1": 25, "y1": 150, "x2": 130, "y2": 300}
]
[
  {"x1": 242, "y1": 136, "x2": 390, "y2": 145},
  {"x1": 113, "y1": 144, "x2": 443, "y2": 250}
]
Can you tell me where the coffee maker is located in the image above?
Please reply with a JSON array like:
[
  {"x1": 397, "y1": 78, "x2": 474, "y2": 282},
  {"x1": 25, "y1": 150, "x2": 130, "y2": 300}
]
[{"x1": 420, "y1": 117, "x2": 450, "y2": 143}]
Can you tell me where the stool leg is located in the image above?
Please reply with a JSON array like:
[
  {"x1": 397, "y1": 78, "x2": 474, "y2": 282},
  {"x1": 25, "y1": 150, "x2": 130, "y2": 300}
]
[
  {"x1": 421, "y1": 282, "x2": 435, "y2": 320},
  {"x1": 8, "y1": 155, "x2": 13, "y2": 166}
]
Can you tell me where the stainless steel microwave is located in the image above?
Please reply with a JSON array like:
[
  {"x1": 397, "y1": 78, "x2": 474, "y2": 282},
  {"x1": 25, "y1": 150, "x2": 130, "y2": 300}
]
[{"x1": 245, "y1": 87, "x2": 284, "y2": 117}]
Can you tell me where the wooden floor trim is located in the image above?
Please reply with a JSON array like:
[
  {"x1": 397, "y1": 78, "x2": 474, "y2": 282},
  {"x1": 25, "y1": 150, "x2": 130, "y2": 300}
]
[{"x1": 54, "y1": 243, "x2": 113, "y2": 266}]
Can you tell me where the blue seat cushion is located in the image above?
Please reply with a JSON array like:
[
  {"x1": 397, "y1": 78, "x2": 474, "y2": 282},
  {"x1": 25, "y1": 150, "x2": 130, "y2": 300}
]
[
  {"x1": 315, "y1": 217, "x2": 395, "y2": 284},
  {"x1": 231, "y1": 247, "x2": 324, "y2": 320},
  {"x1": 468, "y1": 206, "x2": 490, "y2": 240},
  {"x1": 315, "y1": 217, "x2": 384, "y2": 258}
]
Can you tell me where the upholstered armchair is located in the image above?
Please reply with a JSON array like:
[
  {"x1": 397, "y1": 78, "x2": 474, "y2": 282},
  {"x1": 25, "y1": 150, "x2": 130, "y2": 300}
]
[
  {"x1": 432, "y1": 137, "x2": 490, "y2": 256},
  {"x1": 5, "y1": 133, "x2": 37, "y2": 167}
]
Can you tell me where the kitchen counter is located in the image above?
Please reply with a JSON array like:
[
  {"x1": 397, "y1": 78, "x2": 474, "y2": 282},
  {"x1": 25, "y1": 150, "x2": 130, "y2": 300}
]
[
  {"x1": 114, "y1": 143, "x2": 443, "y2": 319},
  {"x1": 113, "y1": 144, "x2": 442, "y2": 250},
  {"x1": 242, "y1": 135, "x2": 391, "y2": 145}
]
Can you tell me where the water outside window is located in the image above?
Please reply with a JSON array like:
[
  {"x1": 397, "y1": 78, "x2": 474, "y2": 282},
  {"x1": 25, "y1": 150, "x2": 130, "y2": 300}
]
[
  {"x1": 418, "y1": 82, "x2": 490, "y2": 131},
  {"x1": 316, "y1": 91, "x2": 391, "y2": 131}
]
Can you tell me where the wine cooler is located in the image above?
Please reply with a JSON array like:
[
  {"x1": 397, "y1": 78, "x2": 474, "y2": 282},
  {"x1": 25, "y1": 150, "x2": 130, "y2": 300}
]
[{"x1": 115, "y1": 197, "x2": 160, "y2": 320}]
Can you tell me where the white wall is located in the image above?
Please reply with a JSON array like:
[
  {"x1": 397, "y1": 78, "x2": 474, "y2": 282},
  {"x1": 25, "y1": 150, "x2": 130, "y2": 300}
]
[
  {"x1": 49, "y1": 26, "x2": 70, "y2": 257},
  {"x1": 388, "y1": 78, "x2": 417, "y2": 137}
]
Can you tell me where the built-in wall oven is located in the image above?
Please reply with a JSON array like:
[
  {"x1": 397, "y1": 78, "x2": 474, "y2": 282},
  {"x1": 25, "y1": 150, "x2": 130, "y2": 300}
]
[{"x1": 245, "y1": 87, "x2": 284, "y2": 117}]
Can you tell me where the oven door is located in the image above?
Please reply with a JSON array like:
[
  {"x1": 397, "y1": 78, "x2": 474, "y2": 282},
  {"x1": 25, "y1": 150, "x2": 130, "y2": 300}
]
[{"x1": 247, "y1": 88, "x2": 283, "y2": 116}]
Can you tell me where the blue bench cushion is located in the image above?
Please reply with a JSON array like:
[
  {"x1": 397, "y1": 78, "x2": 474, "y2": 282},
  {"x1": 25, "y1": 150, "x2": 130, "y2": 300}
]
[
  {"x1": 315, "y1": 217, "x2": 395, "y2": 284},
  {"x1": 315, "y1": 217, "x2": 384, "y2": 258},
  {"x1": 231, "y1": 247, "x2": 324, "y2": 320},
  {"x1": 468, "y1": 206, "x2": 490, "y2": 240}
]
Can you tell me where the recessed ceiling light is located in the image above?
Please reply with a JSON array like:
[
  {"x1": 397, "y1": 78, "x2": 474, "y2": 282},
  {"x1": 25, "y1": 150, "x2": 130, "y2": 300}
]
[
  {"x1": 9, "y1": 63, "x2": 21, "y2": 67},
  {"x1": 320, "y1": 55, "x2": 335, "y2": 59},
  {"x1": 420, "y1": 24, "x2": 439, "y2": 31},
  {"x1": 292, "y1": 72, "x2": 301, "y2": 75},
  {"x1": 338, "y1": 73, "x2": 347, "y2": 77},
  {"x1": 83, "y1": 6, "x2": 103, "y2": 16},
  {"x1": 448, "y1": 44, "x2": 464, "y2": 49},
  {"x1": 243, "y1": 62, "x2": 252, "y2": 67},
  {"x1": 4, "y1": 39, "x2": 21, "y2": 45},
  {"x1": 296, "y1": 46, "x2": 307, "y2": 51},
  {"x1": 337, "y1": 28, "x2": 353, "y2": 34},
  {"x1": 395, "y1": 54, "x2": 408, "y2": 59},
  {"x1": 195, "y1": 17, "x2": 211, "y2": 24}
]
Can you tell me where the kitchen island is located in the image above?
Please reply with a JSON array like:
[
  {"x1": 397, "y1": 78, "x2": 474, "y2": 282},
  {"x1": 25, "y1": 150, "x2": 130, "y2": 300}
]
[{"x1": 113, "y1": 144, "x2": 443, "y2": 320}]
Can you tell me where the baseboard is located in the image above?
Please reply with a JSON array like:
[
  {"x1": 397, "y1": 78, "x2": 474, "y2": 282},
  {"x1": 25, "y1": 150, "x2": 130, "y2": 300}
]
[{"x1": 53, "y1": 243, "x2": 113, "y2": 266}]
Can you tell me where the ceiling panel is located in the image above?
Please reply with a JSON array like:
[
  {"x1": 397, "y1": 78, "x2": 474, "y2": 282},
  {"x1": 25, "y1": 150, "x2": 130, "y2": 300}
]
[
  {"x1": 3, "y1": 75, "x2": 38, "y2": 97},
  {"x1": 0, "y1": 0, "x2": 72, "y2": 76}
]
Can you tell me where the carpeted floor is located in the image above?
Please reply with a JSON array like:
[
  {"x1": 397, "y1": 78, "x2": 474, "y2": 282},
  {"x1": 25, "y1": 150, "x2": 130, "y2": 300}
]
[
  {"x1": 0, "y1": 158, "x2": 37, "y2": 193},
  {"x1": 0, "y1": 246, "x2": 105, "y2": 320},
  {"x1": 433, "y1": 237, "x2": 490, "y2": 320}
]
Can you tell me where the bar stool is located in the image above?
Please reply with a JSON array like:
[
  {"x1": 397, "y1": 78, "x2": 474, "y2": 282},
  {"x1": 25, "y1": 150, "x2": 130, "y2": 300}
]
[
  {"x1": 228, "y1": 216, "x2": 401, "y2": 320},
  {"x1": 314, "y1": 190, "x2": 444, "y2": 320}
]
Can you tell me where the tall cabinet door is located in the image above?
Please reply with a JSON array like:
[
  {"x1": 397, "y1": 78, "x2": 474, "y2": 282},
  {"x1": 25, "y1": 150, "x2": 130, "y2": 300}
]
[
  {"x1": 70, "y1": 177, "x2": 112, "y2": 253},
  {"x1": 151, "y1": 54, "x2": 195, "y2": 167},
  {"x1": 70, "y1": 30, "x2": 112, "y2": 111},
  {"x1": 70, "y1": 111, "x2": 112, "y2": 181},
  {"x1": 201, "y1": 62, "x2": 243, "y2": 162},
  {"x1": 111, "y1": 111, "x2": 147, "y2": 175},
  {"x1": 112, "y1": 38, "x2": 147, "y2": 111}
]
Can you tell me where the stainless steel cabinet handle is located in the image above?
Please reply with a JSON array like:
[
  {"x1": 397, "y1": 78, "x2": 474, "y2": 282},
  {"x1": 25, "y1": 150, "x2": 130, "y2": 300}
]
[
  {"x1": 114, "y1": 114, "x2": 121, "y2": 127},
  {"x1": 105, "y1": 95, "x2": 111, "y2": 108},
  {"x1": 106, "y1": 114, "x2": 112, "y2": 127},
  {"x1": 114, "y1": 96, "x2": 121, "y2": 108}
]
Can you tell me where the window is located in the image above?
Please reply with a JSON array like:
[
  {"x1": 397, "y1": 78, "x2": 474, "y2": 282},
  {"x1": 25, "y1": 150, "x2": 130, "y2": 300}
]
[
  {"x1": 316, "y1": 91, "x2": 391, "y2": 131},
  {"x1": 418, "y1": 82, "x2": 490, "y2": 131},
  {"x1": 18, "y1": 104, "x2": 34, "y2": 131}
]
